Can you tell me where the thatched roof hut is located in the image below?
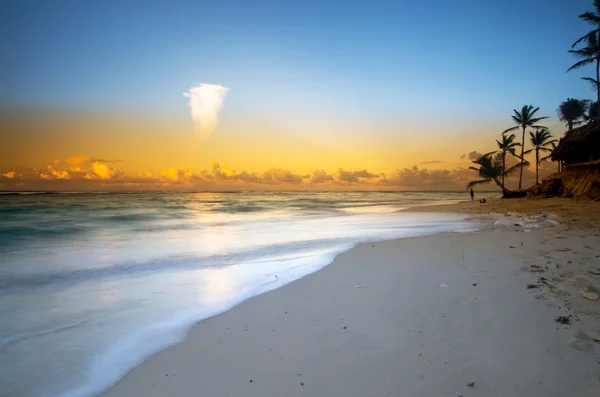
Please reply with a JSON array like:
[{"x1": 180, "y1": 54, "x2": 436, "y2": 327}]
[{"x1": 551, "y1": 122, "x2": 600, "y2": 165}]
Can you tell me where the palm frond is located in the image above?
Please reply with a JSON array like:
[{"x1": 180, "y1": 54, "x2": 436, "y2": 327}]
[
  {"x1": 510, "y1": 154, "x2": 530, "y2": 165},
  {"x1": 579, "y1": 11, "x2": 600, "y2": 26},
  {"x1": 573, "y1": 31, "x2": 598, "y2": 48},
  {"x1": 586, "y1": 101, "x2": 600, "y2": 122},
  {"x1": 480, "y1": 151, "x2": 498, "y2": 158},
  {"x1": 557, "y1": 98, "x2": 590, "y2": 126},
  {"x1": 466, "y1": 179, "x2": 492, "y2": 190},
  {"x1": 506, "y1": 106, "x2": 549, "y2": 132},
  {"x1": 504, "y1": 162, "x2": 525, "y2": 176},
  {"x1": 527, "y1": 106, "x2": 541, "y2": 117},
  {"x1": 567, "y1": 57, "x2": 595, "y2": 71},
  {"x1": 504, "y1": 133, "x2": 517, "y2": 142},
  {"x1": 528, "y1": 115, "x2": 549, "y2": 122},
  {"x1": 529, "y1": 128, "x2": 555, "y2": 147},
  {"x1": 502, "y1": 126, "x2": 519, "y2": 134},
  {"x1": 581, "y1": 77, "x2": 600, "y2": 92}
]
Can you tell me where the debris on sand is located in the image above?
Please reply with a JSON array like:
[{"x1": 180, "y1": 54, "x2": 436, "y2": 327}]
[
  {"x1": 554, "y1": 315, "x2": 571, "y2": 325},
  {"x1": 527, "y1": 284, "x2": 538, "y2": 289},
  {"x1": 582, "y1": 292, "x2": 599, "y2": 301},
  {"x1": 467, "y1": 382, "x2": 475, "y2": 388},
  {"x1": 586, "y1": 330, "x2": 600, "y2": 342}
]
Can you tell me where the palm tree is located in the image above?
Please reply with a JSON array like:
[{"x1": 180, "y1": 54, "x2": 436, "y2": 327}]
[
  {"x1": 568, "y1": 32, "x2": 600, "y2": 103},
  {"x1": 572, "y1": 0, "x2": 600, "y2": 48},
  {"x1": 496, "y1": 133, "x2": 520, "y2": 189},
  {"x1": 557, "y1": 98, "x2": 589, "y2": 130},
  {"x1": 524, "y1": 128, "x2": 557, "y2": 185},
  {"x1": 541, "y1": 141, "x2": 561, "y2": 173},
  {"x1": 503, "y1": 105, "x2": 548, "y2": 189},
  {"x1": 585, "y1": 101, "x2": 600, "y2": 123},
  {"x1": 467, "y1": 152, "x2": 523, "y2": 192}
]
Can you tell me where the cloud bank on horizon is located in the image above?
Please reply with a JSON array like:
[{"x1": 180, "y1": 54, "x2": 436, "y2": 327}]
[
  {"x1": 0, "y1": 154, "x2": 556, "y2": 192},
  {"x1": 183, "y1": 83, "x2": 229, "y2": 138}
]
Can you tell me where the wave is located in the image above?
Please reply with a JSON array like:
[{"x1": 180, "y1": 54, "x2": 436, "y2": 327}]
[
  {"x1": 0, "y1": 191, "x2": 54, "y2": 195},
  {"x1": 0, "y1": 238, "x2": 352, "y2": 291},
  {"x1": 0, "y1": 224, "x2": 88, "y2": 243},
  {"x1": 0, "y1": 319, "x2": 89, "y2": 350},
  {"x1": 209, "y1": 204, "x2": 268, "y2": 213},
  {"x1": 60, "y1": 246, "x2": 347, "y2": 397},
  {"x1": 99, "y1": 213, "x2": 163, "y2": 222}
]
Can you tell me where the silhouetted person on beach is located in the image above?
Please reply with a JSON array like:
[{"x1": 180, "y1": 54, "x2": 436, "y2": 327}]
[{"x1": 469, "y1": 188, "x2": 474, "y2": 201}]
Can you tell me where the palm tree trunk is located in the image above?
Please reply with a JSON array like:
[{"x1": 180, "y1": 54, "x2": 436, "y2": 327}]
[
  {"x1": 502, "y1": 151, "x2": 505, "y2": 188},
  {"x1": 568, "y1": 120, "x2": 573, "y2": 131},
  {"x1": 518, "y1": 126, "x2": 525, "y2": 189},
  {"x1": 535, "y1": 148, "x2": 539, "y2": 184}
]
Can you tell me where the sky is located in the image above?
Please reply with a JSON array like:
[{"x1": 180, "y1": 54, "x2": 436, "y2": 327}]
[{"x1": 0, "y1": 0, "x2": 596, "y2": 190}]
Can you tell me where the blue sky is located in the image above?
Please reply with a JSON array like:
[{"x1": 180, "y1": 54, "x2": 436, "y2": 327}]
[
  {"x1": 1, "y1": 0, "x2": 597, "y2": 190},
  {"x1": 2, "y1": 0, "x2": 597, "y2": 120}
]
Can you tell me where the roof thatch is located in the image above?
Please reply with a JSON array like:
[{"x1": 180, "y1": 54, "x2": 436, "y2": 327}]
[
  {"x1": 562, "y1": 122, "x2": 599, "y2": 143},
  {"x1": 551, "y1": 122, "x2": 600, "y2": 164}
]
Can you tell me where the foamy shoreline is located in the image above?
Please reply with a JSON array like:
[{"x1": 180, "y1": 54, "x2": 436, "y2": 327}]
[{"x1": 100, "y1": 198, "x2": 600, "y2": 397}]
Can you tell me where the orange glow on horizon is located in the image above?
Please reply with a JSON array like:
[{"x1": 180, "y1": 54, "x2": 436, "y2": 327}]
[{"x1": 0, "y1": 108, "x2": 561, "y2": 191}]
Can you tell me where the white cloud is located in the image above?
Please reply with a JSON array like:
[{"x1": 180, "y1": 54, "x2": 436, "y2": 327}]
[{"x1": 183, "y1": 83, "x2": 229, "y2": 138}]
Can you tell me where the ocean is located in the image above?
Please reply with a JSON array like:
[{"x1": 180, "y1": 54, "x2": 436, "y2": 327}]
[{"x1": 0, "y1": 191, "x2": 478, "y2": 397}]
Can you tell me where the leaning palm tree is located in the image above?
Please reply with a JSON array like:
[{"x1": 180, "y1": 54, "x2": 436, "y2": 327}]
[
  {"x1": 557, "y1": 98, "x2": 589, "y2": 130},
  {"x1": 496, "y1": 133, "x2": 520, "y2": 189},
  {"x1": 503, "y1": 105, "x2": 548, "y2": 189},
  {"x1": 568, "y1": 32, "x2": 600, "y2": 103},
  {"x1": 524, "y1": 128, "x2": 557, "y2": 185},
  {"x1": 572, "y1": 0, "x2": 600, "y2": 48},
  {"x1": 467, "y1": 153, "x2": 523, "y2": 193}
]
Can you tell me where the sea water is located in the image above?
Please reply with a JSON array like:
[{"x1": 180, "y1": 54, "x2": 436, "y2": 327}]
[{"x1": 0, "y1": 191, "x2": 476, "y2": 397}]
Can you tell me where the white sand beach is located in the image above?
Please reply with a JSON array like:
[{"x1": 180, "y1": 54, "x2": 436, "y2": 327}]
[{"x1": 101, "y1": 198, "x2": 600, "y2": 397}]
